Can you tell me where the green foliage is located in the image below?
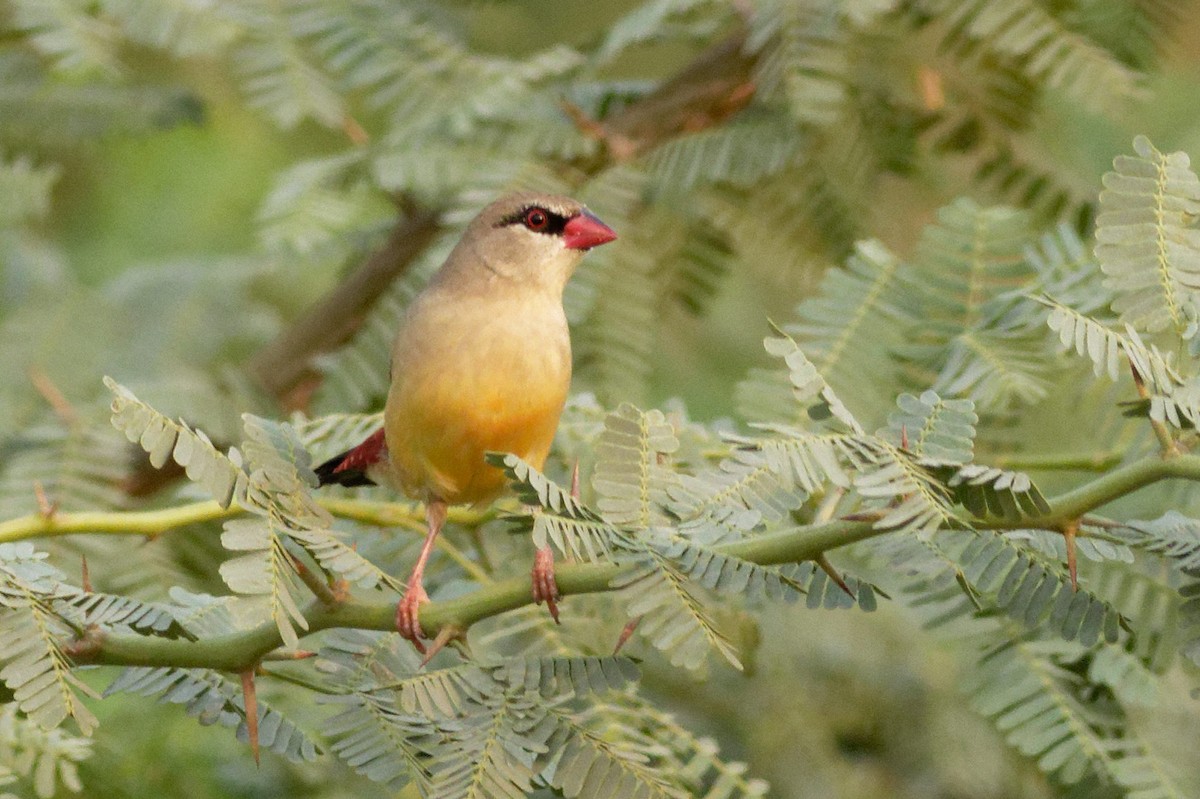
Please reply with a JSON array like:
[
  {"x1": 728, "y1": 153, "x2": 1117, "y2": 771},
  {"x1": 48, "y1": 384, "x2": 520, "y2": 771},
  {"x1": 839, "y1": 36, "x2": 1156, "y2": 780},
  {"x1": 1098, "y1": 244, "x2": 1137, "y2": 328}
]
[
  {"x1": 1097, "y1": 135, "x2": 1200, "y2": 336},
  {"x1": 103, "y1": 667, "x2": 320, "y2": 763},
  {"x1": 0, "y1": 704, "x2": 90, "y2": 799},
  {"x1": 0, "y1": 544, "x2": 100, "y2": 736},
  {"x1": 4, "y1": 3, "x2": 1200, "y2": 798},
  {"x1": 491, "y1": 403, "x2": 879, "y2": 673}
]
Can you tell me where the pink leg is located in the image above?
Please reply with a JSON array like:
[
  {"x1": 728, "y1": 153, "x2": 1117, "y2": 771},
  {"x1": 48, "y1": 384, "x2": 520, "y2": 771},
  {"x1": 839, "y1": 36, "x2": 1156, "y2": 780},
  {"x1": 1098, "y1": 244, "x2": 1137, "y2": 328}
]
[
  {"x1": 396, "y1": 499, "x2": 447, "y2": 654},
  {"x1": 531, "y1": 546, "x2": 560, "y2": 623}
]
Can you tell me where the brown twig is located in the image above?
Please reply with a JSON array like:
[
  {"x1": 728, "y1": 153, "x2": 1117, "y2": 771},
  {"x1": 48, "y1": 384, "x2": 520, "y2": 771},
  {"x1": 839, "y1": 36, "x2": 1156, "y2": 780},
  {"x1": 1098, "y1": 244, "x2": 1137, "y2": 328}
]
[
  {"x1": 246, "y1": 31, "x2": 759, "y2": 409},
  {"x1": 33, "y1": 481, "x2": 56, "y2": 519},
  {"x1": 1129, "y1": 358, "x2": 1180, "y2": 457},
  {"x1": 246, "y1": 203, "x2": 441, "y2": 407},
  {"x1": 124, "y1": 30, "x2": 765, "y2": 498},
  {"x1": 1062, "y1": 519, "x2": 1079, "y2": 592},
  {"x1": 602, "y1": 32, "x2": 756, "y2": 155},
  {"x1": 27, "y1": 366, "x2": 78, "y2": 426},
  {"x1": 240, "y1": 669, "x2": 260, "y2": 766}
]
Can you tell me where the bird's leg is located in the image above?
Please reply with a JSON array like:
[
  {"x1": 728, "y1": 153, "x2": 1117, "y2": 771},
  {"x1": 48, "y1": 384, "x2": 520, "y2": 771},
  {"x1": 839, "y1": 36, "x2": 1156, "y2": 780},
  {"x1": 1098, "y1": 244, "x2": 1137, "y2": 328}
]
[
  {"x1": 396, "y1": 499, "x2": 447, "y2": 655},
  {"x1": 530, "y1": 459, "x2": 577, "y2": 624},
  {"x1": 531, "y1": 546, "x2": 560, "y2": 624}
]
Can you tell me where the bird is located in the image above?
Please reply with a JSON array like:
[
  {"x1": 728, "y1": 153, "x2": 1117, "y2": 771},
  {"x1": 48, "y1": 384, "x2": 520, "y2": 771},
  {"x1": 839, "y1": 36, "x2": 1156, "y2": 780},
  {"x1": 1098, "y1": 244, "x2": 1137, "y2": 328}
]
[{"x1": 314, "y1": 192, "x2": 617, "y2": 659}]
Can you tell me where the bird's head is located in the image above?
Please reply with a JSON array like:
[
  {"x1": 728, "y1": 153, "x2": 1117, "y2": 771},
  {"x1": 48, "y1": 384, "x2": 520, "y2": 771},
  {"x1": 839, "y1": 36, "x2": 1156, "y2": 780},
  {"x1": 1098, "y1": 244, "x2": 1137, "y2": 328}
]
[{"x1": 445, "y1": 192, "x2": 617, "y2": 295}]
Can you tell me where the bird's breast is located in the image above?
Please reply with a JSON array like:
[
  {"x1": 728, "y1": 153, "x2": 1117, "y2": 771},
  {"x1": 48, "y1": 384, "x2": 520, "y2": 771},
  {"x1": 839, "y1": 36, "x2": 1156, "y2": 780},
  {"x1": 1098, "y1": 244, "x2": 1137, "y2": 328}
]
[{"x1": 383, "y1": 293, "x2": 572, "y2": 505}]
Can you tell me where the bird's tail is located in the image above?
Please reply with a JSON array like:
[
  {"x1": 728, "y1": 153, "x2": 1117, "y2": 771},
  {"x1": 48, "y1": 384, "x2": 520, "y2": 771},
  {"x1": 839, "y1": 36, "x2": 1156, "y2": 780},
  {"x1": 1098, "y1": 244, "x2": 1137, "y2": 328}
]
[{"x1": 314, "y1": 428, "x2": 386, "y2": 488}]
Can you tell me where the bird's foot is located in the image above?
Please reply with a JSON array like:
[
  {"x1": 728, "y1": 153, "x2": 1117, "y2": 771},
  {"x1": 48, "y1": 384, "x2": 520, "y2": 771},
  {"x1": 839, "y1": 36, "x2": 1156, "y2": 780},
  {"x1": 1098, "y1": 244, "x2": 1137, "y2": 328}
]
[
  {"x1": 395, "y1": 582, "x2": 430, "y2": 654},
  {"x1": 531, "y1": 546, "x2": 560, "y2": 624}
]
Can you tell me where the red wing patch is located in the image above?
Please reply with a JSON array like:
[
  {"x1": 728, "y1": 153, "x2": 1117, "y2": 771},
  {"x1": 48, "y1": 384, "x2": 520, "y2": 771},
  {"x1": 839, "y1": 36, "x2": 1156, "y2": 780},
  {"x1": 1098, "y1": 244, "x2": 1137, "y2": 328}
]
[
  {"x1": 334, "y1": 428, "x2": 387, "y2": 473},
  {"x1": 315, "y1": 428, "x2": 387, "y2": 488}
]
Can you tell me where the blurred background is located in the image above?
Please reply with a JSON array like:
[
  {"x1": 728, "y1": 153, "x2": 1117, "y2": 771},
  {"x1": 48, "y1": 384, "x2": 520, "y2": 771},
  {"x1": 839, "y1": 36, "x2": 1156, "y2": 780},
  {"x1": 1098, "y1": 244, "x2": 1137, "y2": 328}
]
[{"x1": 3, "y1": 1, "x2": 1200, "y2": 797}]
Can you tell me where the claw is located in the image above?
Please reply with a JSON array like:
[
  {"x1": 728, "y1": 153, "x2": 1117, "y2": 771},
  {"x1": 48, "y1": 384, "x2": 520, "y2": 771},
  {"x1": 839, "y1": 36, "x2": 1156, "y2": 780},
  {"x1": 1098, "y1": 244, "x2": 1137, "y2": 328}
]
[
  {"x1": 532, "y1": 546, "x2": 561, "y2": 624},
  {"x1": 396, "y1": 581, "x2": 430, "y2": 654},
  {"x1": 395, "y1": 500, "x2": 447, "y2": 655}
]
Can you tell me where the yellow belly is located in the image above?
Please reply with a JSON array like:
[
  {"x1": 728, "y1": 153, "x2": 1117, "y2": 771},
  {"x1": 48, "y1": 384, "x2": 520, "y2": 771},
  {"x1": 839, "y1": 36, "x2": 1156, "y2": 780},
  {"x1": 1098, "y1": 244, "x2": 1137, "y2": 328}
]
[{"x1": 383, "y1": 295, "x2": 571, "y2": 505}]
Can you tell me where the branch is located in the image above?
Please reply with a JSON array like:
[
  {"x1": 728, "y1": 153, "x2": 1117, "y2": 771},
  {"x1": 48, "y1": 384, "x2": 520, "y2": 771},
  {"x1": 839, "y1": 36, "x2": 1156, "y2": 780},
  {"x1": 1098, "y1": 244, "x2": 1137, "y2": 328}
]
[
  {"x1": 582, "y1": 31, "x2": 758, "y2": 162},
  {"x1": 0, "y1": 498, "x2": 487, "y2": 548},
  {"x1": 247, "y1": 203, "x2": 442, "y2": 406},
  {"x1": 243, "y1": 32, "x2": 759, "y2": 408},
  {"x1": 0, "y1": 500, "x2": 234, "y2": 543},
  {"x1": 64, "y1": 453, "x2": 1200, "y2": 672},
  {"x1": 987, "y1": 450, "x2": 1124, "y2": 472}
]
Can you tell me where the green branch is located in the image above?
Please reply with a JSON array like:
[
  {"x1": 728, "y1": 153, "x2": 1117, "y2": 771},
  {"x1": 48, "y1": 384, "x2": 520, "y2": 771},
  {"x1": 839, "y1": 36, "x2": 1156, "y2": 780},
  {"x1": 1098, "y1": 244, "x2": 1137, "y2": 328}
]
[
  {"x1": 0, "y1": 500, "x2": 235, "y2": 542},
  {"x1": 0, "y1": 498, "x2": 489, "y2": 545},
  {"x1": 58, "y1": 453, "x2": 1200, "y2": 673}
]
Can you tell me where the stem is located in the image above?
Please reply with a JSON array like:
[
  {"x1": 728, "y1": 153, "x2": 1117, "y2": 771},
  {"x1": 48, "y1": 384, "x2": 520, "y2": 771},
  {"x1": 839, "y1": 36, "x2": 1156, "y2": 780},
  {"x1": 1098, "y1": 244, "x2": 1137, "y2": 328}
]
[
  {"x1": 988, "y1": 451, "x2": 1124, "y2": 472},
  {"x1": 43, "y1": 453, "x2": 1200, "y2": 672},
  {"x1": 0, "y1": 500, "x2": 235, "y2": 542},
  {"x1": 1129, "y1": 360, "x2": 1180, "y2": 457}
]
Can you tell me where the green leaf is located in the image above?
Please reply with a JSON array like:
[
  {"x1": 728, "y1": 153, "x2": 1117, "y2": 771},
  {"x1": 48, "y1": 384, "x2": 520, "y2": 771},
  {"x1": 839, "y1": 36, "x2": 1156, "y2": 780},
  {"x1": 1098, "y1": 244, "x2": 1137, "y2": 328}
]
[
  {"x1": 617, "y1": 555, "x2": 742, "y2": 671},
  {"x1": 488, "y1": 453, "x2": 629, "y2": 562},
  {"x1": 592, "y1": 405, "x2": 679, "y2": 531},
  {"x1": 668, "y1": 446, "x2": 803, "y2": 543},
  {"x1": 756, "y1": 331, "x2": 865, "y2": 433},
  {"x1": 104, "y1": 667, "x2": 320, "y2": 763},
  {"x1": 323, "y1": 691, "x2": 437, "y2": 793},
  {"x1": 0, "y1": 154, "x2": 60, "y2": 227},
  {"x1": 1096, "y1": 135, "x2": 1200, "y2": 336},
  {"x1": 0, "y1": 545, "x2": 99, "y2": 736},
  {"x1": 927, "y1": 0, "x2": 1142, "y2": 111},
  {"x1": 946, "y1": 464, "x2": 1051, "y2": 521},
  {"x1": 880, "y1": 390, "x2": 977, "y2": 465},
  {"x1": 937, "y1": 531, "x2": 1122, "y2": 645},
  {"x1": 9, "y1": 0, "x2": 121, "y2": 77},
  {"x1": 749, "y1": 0, "x2": 852, "y2": 126},
  {"x1": 902, "y1": 199, "x2": 1048, "y2": 411},
  {"x1": 1040, "y1": 300, "x2": 1200, "y2": 429},
  {"x1": 0, "y1": 704, "x2": 91, "y2": 799},
  {"x1": 738, "y1": 240, "x2": 913, "y2": 427},
  {"x1": 597, "y1": 0, "x2": 731, "y2": 64},
  {"x1": 227, "y1": 0, "x2": 346, "y2": 129},
  {"x1": 106, "y1": 377, "x2": 248, "y2": 508},
  {"x1": 1118, "y1": 511, "x2": 1200, "y2": 572},
  {"x1": 218, "y1": 518, "x2": 309, "y2": 650}
]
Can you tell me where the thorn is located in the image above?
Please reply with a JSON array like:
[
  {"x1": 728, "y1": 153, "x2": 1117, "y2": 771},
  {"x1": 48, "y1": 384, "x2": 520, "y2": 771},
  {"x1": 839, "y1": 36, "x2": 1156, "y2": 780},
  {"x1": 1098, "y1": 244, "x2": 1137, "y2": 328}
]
[
  {"x1": 570, "y1": 460, "x2": 581, "y2": 502},
  {"x1": 341, "y1": 114, "x2": 369, "y2": 146},
  {"x1": 33, "y1": 481, "x2": 57, "y2": 519},
  {"x1": 287, "y1": 551, "x2": 307, "y2": 575},
  {"x1": 419, "y1": 626, "x2": 461, "y2": 668},
  {"x1": 262, "y1": 649, "x2": 317, "y2": 661},
  {"x1": 240, "y1": 669, "x2": 260, "y2": 767},
  {"x1": 80, "y1": 556, "x2": 92, "y2": 593},
  {"x1": 815, "y1": 554, "x2": 854, "y2": 599},
  {"x1": 900, "y1": 424, "x2": 910, "y2": 451},
  {"x1": 27, "y1": 366, "x2": 78, "y2": 426},
  {"x1": 723, "y1": 80, "x2": 757, "y2": 112},
  {"x1": 917, "y1": 65, "x2": 945, "y2": 111},
  {"x1": 841, "y1": 510, "x2": 886, "y2": 523},
  {"x1": 613, "y1": 616, "x2": 642, "y2": 656},
  {"x1": 1063, "y1": 521, "x2": 1079, "y2": 592}
]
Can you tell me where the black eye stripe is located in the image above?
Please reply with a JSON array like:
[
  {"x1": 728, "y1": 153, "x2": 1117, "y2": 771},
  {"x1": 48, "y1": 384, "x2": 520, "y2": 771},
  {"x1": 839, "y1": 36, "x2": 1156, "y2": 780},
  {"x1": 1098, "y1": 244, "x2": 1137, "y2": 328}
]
[{"x1": 498, "y1": 206, "x2": 571, "y2": 235}]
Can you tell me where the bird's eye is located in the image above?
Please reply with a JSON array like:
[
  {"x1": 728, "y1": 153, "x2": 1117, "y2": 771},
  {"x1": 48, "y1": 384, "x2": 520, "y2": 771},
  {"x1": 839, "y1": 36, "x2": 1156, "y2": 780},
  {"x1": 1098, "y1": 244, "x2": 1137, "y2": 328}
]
[{"x1": 523, "y1": 208, "x2": 549, "y2": 231}]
